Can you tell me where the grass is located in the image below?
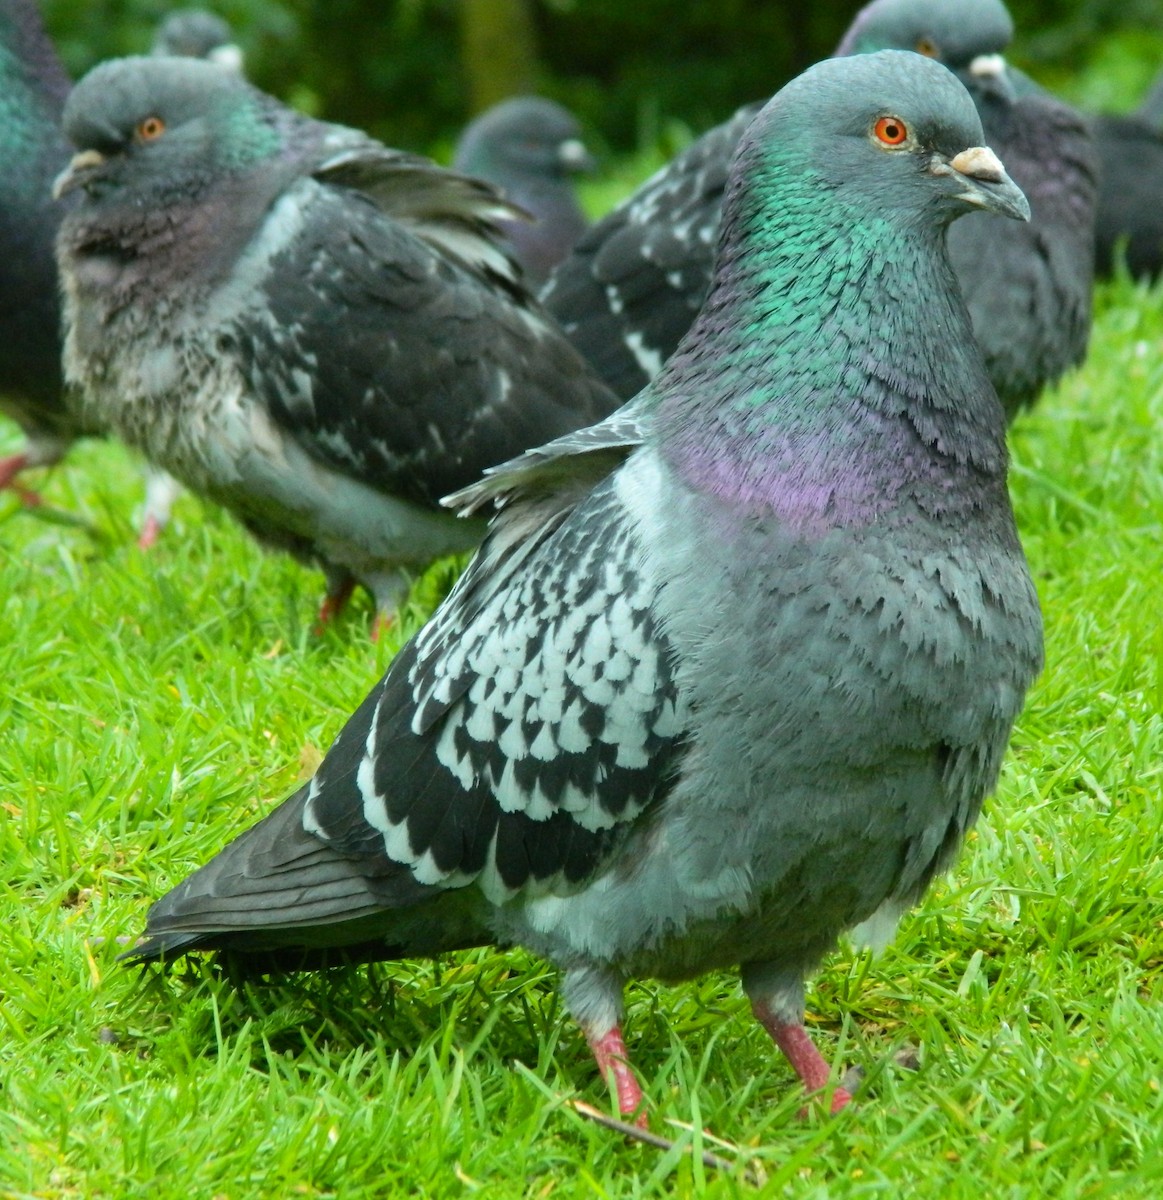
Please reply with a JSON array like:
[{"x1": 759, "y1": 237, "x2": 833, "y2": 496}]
[{"x1": 2, "y1": 258, "x2": 1163, "y2": 1198}]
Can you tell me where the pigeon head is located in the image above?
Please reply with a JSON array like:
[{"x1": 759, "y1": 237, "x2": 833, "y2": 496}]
[
  {"x1": 151, "y1": 9, "x2": 243, "y2": 73},
  {"x1": 727, "y1": 49, "x2": 1028, "y2": 241},
  {"x1": 835, "y1": 0, "x2": 1014, "y2": 68},
  {"x1": 55, "y1": 57, "x2": 282, "y2": 206},
  {"x1": 456, "y1": 96, "x2": 594, "y2": 182},
  {"x1": 658, "y1": 51, "x2": 1028, "y2": 490}
]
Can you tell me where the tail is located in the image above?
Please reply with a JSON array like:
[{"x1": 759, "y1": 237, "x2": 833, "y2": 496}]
[{"x1": 122, "y1": 781, "x2": 478, "y2": 967}]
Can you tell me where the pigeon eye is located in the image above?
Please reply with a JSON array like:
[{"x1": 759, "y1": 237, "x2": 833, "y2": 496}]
[
  {"x1": 915, "y1": 37, "x2": 939, "y2": 57},
  {"x1": 873, "y1": 116, "x2": 909, "y2": 147},
  {"x1": 136, "y1": 116, "x2": 166, "y2": 142}
]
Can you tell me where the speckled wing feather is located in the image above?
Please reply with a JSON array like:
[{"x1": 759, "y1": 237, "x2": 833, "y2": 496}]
[
  {"x1": 540, "y1": 105, "x2": 759, "y2": 399},
  {"x1": 231, "y1": 149, "x2": 618, "y2": 506},
  {"x1": 134, "y1": 438, "x2": 686, "y2": 955}
]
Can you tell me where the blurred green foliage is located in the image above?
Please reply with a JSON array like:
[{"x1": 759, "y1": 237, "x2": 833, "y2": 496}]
[{"x1": 40, "y1": 0, "x2": 1163, "y2": 157}]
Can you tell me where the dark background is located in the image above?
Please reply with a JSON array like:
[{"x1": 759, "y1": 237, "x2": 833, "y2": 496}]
[{"x1": 41, "y1": 0, "x2": 1163, "y2": 157}]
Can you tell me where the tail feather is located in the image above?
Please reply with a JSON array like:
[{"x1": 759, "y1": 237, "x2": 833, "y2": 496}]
[{"x1": 125, "y1": 783, "x2": 474, "y2": 965}]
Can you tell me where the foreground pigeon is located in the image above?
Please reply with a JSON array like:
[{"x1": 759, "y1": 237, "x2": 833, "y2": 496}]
[
  {"x1": 543, "y1": 0, "x2": 1096, "y2": 419},
  {"x1": 453, "y1": 96, "x2": 593, "y2": 288},
  {"x1": 128, "y1": 50, "x2": 1043, "y2": 1120},
  {"x1": 55, "y1": 58, "x2": 617, "y2": 620},
  {"x1": 0, "y1": 0, "x2": 78, "y2": 498},
  {"x1": 151, "y1": 8, "x2": 243, "y2": 71}
]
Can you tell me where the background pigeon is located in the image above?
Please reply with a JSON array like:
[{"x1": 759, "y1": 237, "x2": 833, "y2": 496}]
[
  {"x1": 1133, "y1": 69, "x2": 1163, "y2": 132},
  {"x1": 542, "y1": 0, "x2": 1097, "y2": 420},
  {"x1": 1093, "y1": 78, "x2": 1163, "y2": 280},
  {"x1": 452, "y1": 96, "x2": 593, "y2": 289},
  {"x1": 127, "y1": 51, "x2": 1043, "y2": 1121},
  {"x1": 151, "y1": 8, "x2": 243, "y2": 72},
  {"x1": 0, "y1": 0, "x2": 81, "y2": 499},
  {"x1": 55, "y1": 57, "x2": 617, "y2": 622},
  {"x1": 943, "y1": 57, "x2": 1097, "y2": 417}
]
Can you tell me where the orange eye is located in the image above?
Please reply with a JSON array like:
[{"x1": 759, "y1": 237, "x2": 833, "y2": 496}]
[
  {"x1": 874, "y1": 116, "x2": 909, "y2": 146},
  {"x1": 915, "y1": 36, "x2": 939, "y2": 57},
  {"x1": 136, "y1": 116, "x2": 166, "y2": 142}
]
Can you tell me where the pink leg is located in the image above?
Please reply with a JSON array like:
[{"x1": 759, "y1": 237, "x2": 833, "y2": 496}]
[
  {"x1": 0, "y1": 452, "x2": 43, "y2": 506},
  {"x1": 315, "y1": 576, "x2": 357, "y2": 634},
  {"x1": 137, "y1": 514, "x2": 163, "y2": 549},
  {"x1": 586, "y1": 1026, "x2": 647, "y2": 1126},
  {"x1": 369, "y1": 610, "x2": 396, "y2": 643},
  {"x1": 753, "y1": 1003, "x2": 852, "y2": 1114}
]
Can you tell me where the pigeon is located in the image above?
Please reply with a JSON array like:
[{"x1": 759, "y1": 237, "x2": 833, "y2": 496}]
[
  {"x1": 1134, "y1": 70, "x2": 1163, "y2": 133},
  {"x1": 542, "y1": 0, "x2": 1097, "y2": 419},
  {"x1": 126, "y1": 50, "x2": 1043, "y2": 1121},
  {"x1": 0, "y1": 0, "x2": 185, "y2": 542},
  {"x1": 54, "y1": 57, "x2": 618, "y2": 621},
  {"x1": 1093, "y1": 80, "x2": 1163, "y2": 280},
  {"x1": 0, "y1": 0, "x2": 79, "y2": 498},
  {"x1": 452, "y1": 96, "x2": 593, "y2": 289},
  {"x1": 151, "y1": 8, "x2": 243, "y2": 72},
  {"x1": 943, "y1": 58, "x2": 1097, "y2": 417}
]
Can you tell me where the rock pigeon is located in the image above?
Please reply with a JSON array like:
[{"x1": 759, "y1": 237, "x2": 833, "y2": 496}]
[
  {"x1": 0, "y1": 0, "x2": 185, "y2": 542},
  {"x1": 453, "y1": 96, "x2": 593, "y2": 289},
  {"x1": 126, "y1": 51, "x2": 1043, "y2": 1121},
  {"x1": 1093, "y1": 81, "x2": 1163, "y2": 280},
  {"x1": 542, "y1": 0, "x2": 1097, "y2": 420},
  {"x1": 944, "y1": 57, "x2": 1097, "y2": 417},
  {"x1": 151, "y1": 8, "x2": 243, "y2": 72},
  {"x1": 1134, "y1": 70, "x2": 1163, "y2": 133},
  {"x1": 0, "y1": 0, "x2": 79, "y2": 498},
  {"x1": 54, "y1": 57, "x2": 618, "y2": 621}
]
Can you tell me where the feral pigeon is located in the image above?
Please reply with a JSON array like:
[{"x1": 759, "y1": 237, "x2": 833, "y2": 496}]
[
  {"x1": 943, "y1": 58, "x2": 1097, "y2": 417},
  {"x1": 151, "y1": 8, "x2": 243, "y2": 72},
  {"x1": 453, "y1": 96, "x2": 593, "y2": 289},
  {"x1": 542, "y1": 0, "x2": 1097, "y2": 419},
  {"x1": 1134, "y1": 70, "x2": 1163, "y2": 133},
  {"x1": 127, "y1": 51, "x2": 1043, "y2": 1120},
  {"x1": 1093, "y1": 80, "x2": 1163, "y2": 280},
  {"x1": 0, "y1": 0, "x2": 184, "y2": 542},
  {"x1": 54, "y1": 57, "x2": 617, "y2": 620},
  {"x1": 0, "y1": 0, "x2": 79, "y2": 497}
]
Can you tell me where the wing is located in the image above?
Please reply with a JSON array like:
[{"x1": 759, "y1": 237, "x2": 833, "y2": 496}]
[
  {"x1": 540, "y1": 104, "x2": 759, "y2": 399},
  {"x1": 228, "y1": 169, "x2": 618, "y2": 507},
  {"x1": 315, "y1": 144, "x2": 531, "y2": 288},
  {"x1": 134, "y1": 457, "x2": 688, "y2": 957}
]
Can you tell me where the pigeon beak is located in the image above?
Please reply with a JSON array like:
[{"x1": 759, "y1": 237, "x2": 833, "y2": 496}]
[
  {"x1": 52, "y1": 149, "x2": 107, "y2": 201},
  {"x1": 558, "y1": 138, "x2": 596, "y2": 174},
  {"x1": 935, "y1": 146, "x2": 1030, "y2": 222},
  {"x1": 207, "y1": 43, "x2": 245, "y2": 73},
  {"x1": 968, "y1": 53, "x2": 1007, "y2": 79},
  {"x1": 963, "y1": 53, "x2": 1017, "y2": 104}
]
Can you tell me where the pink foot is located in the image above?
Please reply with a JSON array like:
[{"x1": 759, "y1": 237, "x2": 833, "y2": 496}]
[
  {"x1": 587, "y1": 1025, "x2": 647, "y2": 1126},
  {"x1": 754, "y1": 1004, "x2": 853, "y2": 1114},
  {"x1": 137, "y1": 514, "x2": 163, "y2": 549},
  {"x1": 315, "y1": 576, "x2": 357, "y2": 634}
]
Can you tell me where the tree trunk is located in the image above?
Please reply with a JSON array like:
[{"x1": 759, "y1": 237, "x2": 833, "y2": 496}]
[{"x1": 460, "y1": 0, "x2": 540, "y2": 114}]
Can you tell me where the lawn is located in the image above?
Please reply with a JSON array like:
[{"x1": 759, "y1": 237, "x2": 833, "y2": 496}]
[{"x1": 1, "y1": 257, "x2": 1162, "y2": 1197}]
